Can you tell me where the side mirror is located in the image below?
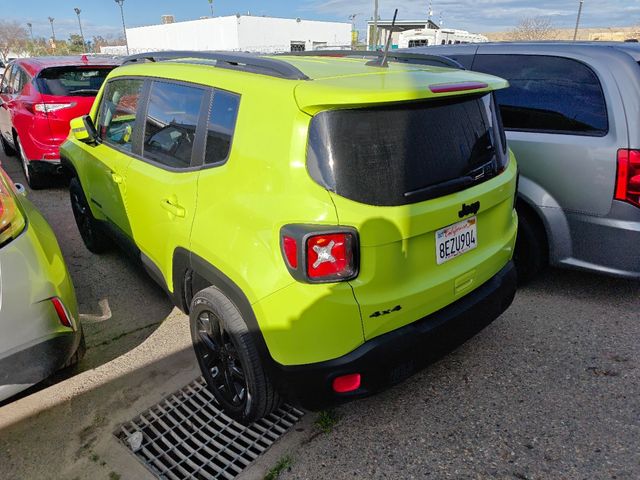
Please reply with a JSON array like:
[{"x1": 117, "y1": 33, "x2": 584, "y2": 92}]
[{"x1": 70, "y1": 115, "x2": 99, "y2": 145}]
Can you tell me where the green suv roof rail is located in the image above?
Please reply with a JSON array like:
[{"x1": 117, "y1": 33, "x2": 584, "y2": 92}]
[
  {"x1": 291, "y1": 50, "x2": 465, "y2": 70},
  {"x1": 123, "y1": 50, "x2": 310, "y2": 80},
  {"x1": 283, "y1": 50, "x2": 465, "y2": 70}
]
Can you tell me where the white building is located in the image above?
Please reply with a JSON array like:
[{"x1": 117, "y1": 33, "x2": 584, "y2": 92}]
[
  {"x1": 399, "y1": 28, "x2": 487, "y2": 48},
  {"x1": 118, "y1": 15, "x2": 352, "y2": 54},
  {"x1": 367, "y1": 18, "x2": 486, "y2": 49}
]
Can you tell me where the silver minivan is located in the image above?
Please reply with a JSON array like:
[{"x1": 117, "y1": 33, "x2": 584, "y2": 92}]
[{"x1": 405, "y1": 42, "x2": 640, "y2": 281}]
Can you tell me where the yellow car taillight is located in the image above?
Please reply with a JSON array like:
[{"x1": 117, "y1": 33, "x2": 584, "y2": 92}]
[{"x1": 0, "y1": 175, "x2": 26, "y2": 247}]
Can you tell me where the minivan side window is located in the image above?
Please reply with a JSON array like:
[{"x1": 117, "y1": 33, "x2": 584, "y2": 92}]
[
  {"x1": 473, "y1": 55, "x2": 608, "y2": 136},
  {"x1": 142, "y1": 81, "x2": 206, "y2": 169},
  {"x1": 204, "y1": 89, "x2": 240, "y2": 165},
  {"x1": 97, "y1": 78, "x2": 144, "y2": 152}
]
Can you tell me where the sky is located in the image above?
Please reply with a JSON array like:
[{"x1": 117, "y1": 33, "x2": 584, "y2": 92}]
[{"x1": 4, "y1": 0, "x2": 639, "y2": 40}]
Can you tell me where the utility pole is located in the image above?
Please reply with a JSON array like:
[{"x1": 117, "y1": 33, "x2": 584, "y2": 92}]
[
  {"x1": 74, "y1": 8, "x2": 86, "y2": 52},
  {"x1": 114, "y1": 0, "x2": 129, "y2": 55},
  {"x1": 573, "y1": 0, "x2": 584, "y2": 41},
  {"x1": 372, "y1": 0, "x2": 378, "y2": 50},
  {"x1": 26, "y1": 22, "x2": 34, "y2": 42},
  {"x1": 208, "y1": 0, "x2": 214, "y2": 17},
  {"x1": 48, "y1": 17, "x2": 56, "y2": 52},
  {"x1": 349, "y1": 13, "x2": 360, "y2": 48}
]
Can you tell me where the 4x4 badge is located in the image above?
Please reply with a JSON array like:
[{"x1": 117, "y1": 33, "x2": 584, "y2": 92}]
[
  {"x1": 369, "y1": 305, "x2": 402, "y2": 318},
  {"x1": 458, "y1": 201, "x2": 480, "y2": 218}
]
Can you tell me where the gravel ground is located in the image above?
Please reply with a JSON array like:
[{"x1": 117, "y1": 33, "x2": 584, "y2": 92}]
[
  {"x1": 278, "y1": 270, "x2": 640, "y2": 480},
  {"x1": 1, "y1": 152, "x2": 638, "y2": 479}
]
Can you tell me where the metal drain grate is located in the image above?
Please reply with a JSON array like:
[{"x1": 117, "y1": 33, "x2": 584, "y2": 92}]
[{"x1": 116, "y1": 377, "x2": 305, "y2": 479}]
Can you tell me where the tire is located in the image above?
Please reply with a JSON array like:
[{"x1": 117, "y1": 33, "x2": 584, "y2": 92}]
[
  {"x1": 69, "y1": 177, "x2": 111, "y2": 253},
  {"x1": 15, "y1": 135, "x2": 46, "y2": 189},
  {"x1": 514, "y1": 205, "x2": 548, "y2": 284},
  {"x1": 61, "y1": 326, "x2": 86, "y2": 370},
  {"x1": 190, "y1": 286, "x2": 281, "y2": 425},
  {"x1": 1, "y1": 135, "x2": 15, "y2": 156}
]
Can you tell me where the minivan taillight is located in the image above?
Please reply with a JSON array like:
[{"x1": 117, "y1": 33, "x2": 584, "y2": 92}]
[
  {"x1": 280, "y1": 226, "x2": 359, "y2": 283},
  {"x1": 615, "y1": 149, "x2": 640, "y2": 208},
  {"x1": 0, "y1": 176, "x2": 26, "y2": 247}
]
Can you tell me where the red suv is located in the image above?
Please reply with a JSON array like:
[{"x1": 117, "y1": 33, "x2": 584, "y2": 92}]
[{"x1": 0, "y1": 56, "x2": 120, "y2": 188}]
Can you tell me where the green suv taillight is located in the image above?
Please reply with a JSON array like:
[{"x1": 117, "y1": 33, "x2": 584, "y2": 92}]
[
  {"x1": 281, "y1": 225, "x2": 359, "y2": 283},
  {"x1": 0, "y1": 174, "x2": 26, "y2": 247}
]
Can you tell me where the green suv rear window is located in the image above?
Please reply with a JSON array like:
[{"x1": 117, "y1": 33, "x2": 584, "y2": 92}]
[{"x1": 307, "y1": 93, "x2": 507, "y2": 206}]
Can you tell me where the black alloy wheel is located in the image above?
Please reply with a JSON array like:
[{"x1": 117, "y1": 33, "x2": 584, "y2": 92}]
[
  {"x1": 194, "y1": 310, "x2": 249, "y2": 410},
  {"x1": 69, "y1": 177, "x2": 110, "y2": 253}
]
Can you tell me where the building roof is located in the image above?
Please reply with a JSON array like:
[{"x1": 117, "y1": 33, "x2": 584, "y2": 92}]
[{"x1": 367, "y1": 19, "x2": 440, "y2": 30}]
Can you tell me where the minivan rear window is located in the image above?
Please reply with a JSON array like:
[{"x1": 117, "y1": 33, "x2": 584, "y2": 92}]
[
  {"x1": 36, "y1": 66, "x2": 113, "y2": 96},
  {"x1": 307, "y1": 93, "x2": 507, "y2": 206}
]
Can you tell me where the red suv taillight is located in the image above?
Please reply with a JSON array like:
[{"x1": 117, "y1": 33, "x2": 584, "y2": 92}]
[
  {"x1": 25, "y1": 102, "x2": 76, "y2": 115},
  {"x1": 280, "y1": 226, "x2": 359, "y2": 283},
  {"x1": 615, "y1": 149, "x2": 640, "y2": 208}
]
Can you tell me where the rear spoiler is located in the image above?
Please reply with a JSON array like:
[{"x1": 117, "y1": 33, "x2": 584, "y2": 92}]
[{"x1": 281, "y1": 50, "x2": 465, "y2": 70}]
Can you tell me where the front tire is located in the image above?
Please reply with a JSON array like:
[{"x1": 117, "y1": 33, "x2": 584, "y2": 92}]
[
  {"x1": 69, "y1": 177, "x2": 111, "y2": 253},
  {"x1": 190, "y1": 286, "x2": 281, "y2": 425}
]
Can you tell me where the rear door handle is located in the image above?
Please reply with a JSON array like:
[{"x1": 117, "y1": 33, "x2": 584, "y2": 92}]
[
  {"x1": 161, "y1": 198, "x2": 186, "y2": 218},
  {"x1": 111, "y1": 172, "x2": 123, "y2": 184}
]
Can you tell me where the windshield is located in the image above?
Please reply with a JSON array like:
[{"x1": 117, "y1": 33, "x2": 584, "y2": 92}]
[
  {"x1": 307, "y1": 93, "x2": 508, "y2": 206},
  {"x1": 36, "y1": 66, "x2": 114, "y2": 97}
]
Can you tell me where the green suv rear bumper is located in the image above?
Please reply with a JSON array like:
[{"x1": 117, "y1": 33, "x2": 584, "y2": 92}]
[{"x1": 271, "y1": 261, "x2": 517, "y2": 411}]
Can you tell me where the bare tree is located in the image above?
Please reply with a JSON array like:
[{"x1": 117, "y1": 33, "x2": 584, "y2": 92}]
[
  {"x1": 0, "y1": 20, "x2": 28, "y2": 61},
  {"x1": 508, "y1": 16, "x2": 556, "y2": 41}
]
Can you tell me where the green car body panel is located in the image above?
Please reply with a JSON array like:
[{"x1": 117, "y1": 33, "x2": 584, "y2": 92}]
[{"x1": 61, "y1": 56, "x2": 517, "y2": 368}]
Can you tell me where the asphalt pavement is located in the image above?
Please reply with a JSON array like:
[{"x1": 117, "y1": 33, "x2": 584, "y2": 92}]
[{"x1": 0, "y1": 151, "x2": 638, "y2": 480}]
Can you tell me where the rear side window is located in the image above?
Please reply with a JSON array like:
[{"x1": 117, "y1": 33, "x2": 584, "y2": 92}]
[
  {"x1": 0, "y1": 66, "x2": 11, "y2": 93},
  {"x1": 142, "y1": 81, "x2": 207, "y2": 169},
  {"x1": 36, "y1": 66, "x2": 113, "y2": 96},
  {"x1": 97, "y1": 78, "x2": 144, "y2": 152},
  {"x1": 473, "y1": 54, "x2": 608, "y2": 136},
  {"x1": 6, "y1": 65, "x2": 27, "y2": 95},
  {"x1": 307, "y1": 93, "x2": 508, "y2": 206},
  {"x1": 204, "y1": 90, "x2": 240, "y2": 165}
]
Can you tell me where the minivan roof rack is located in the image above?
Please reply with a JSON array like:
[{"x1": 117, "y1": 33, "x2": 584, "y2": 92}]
[
  {"x1": 284, "y1": 50, "x2": 465, "y2": 70},
  {"x1": 122, "y1": 51, "x2": 310, "y2": 80}
]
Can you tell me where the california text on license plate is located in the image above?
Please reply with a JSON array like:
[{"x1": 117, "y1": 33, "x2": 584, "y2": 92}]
[{"x1": 436, "y1": 217, "x2": 478, "y2": 264}]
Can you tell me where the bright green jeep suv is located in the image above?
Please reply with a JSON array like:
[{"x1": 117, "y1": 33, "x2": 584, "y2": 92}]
[{"x1": 61, "y1": 51, "x2": 518, "y2": 424}]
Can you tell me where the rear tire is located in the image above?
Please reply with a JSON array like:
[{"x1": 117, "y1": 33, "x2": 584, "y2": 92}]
[
  {"x1": 190, "y1": 286, "x2": 281, "y2": 425},
  {"x1": 69, "y1": 177, "x2": 111, "y2": 254},
  {"x1": 1, "y1": 135, "x2": 15, "y2": 156},
  {"x1": 514, "y1": 205, "x2": 547, "y2": 284},
  {"x1": 16, "y1": 136, "x2": 46, "y2": 189}
]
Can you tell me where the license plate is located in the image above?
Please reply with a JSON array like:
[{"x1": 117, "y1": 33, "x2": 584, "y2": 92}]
[{"x1": 436, "y1": 217, "x2": 478, "y2": 264}]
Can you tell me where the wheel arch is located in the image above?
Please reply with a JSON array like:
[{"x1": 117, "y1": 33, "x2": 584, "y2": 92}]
[
  {"x1": 517, "y1": 175, "x2": 572, "y2": 264},
  {"x1": 60, "y1": 154, "x2": 78, "y2": 179},
  {"x1": 172, "y1": 247, "x2": 272, "y2": 361}
]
